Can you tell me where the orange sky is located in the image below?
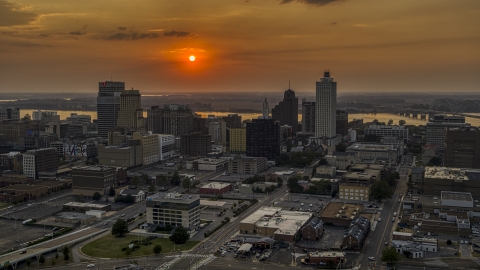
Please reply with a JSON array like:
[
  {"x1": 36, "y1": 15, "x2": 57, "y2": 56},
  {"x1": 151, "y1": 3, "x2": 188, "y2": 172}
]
[{"x1": 1, "y1": 0, "x2": 479, "y2": 93}]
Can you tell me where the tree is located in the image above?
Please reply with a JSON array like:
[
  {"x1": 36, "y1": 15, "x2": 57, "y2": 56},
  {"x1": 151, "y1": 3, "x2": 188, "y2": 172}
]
[
  {"x1": 112, "y1": 219, "x2": 129, "y2": 237},
  {"x1": 427, "y1": 156, "x2": 442, "y2": 166},
  {"x1": 153, "y1": 245, "x2": 162, "y2": 255},
  {"x1": 191, "y1": 180, "x2": 201, "y2": 188},
  {"x1": 109, "y1": 186, "x2": 115, "y2": 197},
  {"x1": 26, "y1": 259, "x2": 31, "y2": 266},
  {"x1": 381, "y1": 247, "x2": 400, "y2": 265},
  {"x1": 182, "y1": 177, "x2": 191, "y2": 191},
  {"x1": 402, "y1": 250, "x2": 412, "y2": 258},
  {"x1": 125, "y1": 248, "x2": 132, "y2": 257},
  {"x1": 335, "y1": 143, "x2": 347, "y2": 152},
  {"x1": 447, "y1": 239, "x2": 452, "y2": 245},
  {"x1": 39, "y1": 255, "x2": 45, "y2": 264},
  {"x1": 141, "y1": 174, "x2": 151, "y2": 184},
  {"x1": 169, "y1": 226, "x2": 190, "y2": 244},
  {"x1": 171, "y1": 171, "x2": 181, "y2": 186},
  {"x1": 157, "y1": 174, "x2": 169, "y2": 188},
  {"x1": 388, "y1": 119, "x2": 393, "y2": 125},
  {"x1": 63, "y1": 246, "x2": 69, "y2": 261},
  {"x1": 131, "y1": 176, "x2": 140, "y2": 186},
  {"x1": 318, "y1": 158, "x2": 328, "y2": 165},
  {"x1": 92, "y1": 192, "x2": 101, "y2": 201},
  {"x1": 399, "y1": 120, "x2": 406, "y2": 126},
  {"x1": 124, "y1": 194, "x2": 134, "y2": 203},
  {"x1": 371, "y1": 180, "x2": 394, "y2": 202},
  {"x1": 148, "y1": 182, "x2": 156, "y2": 193},
  {"x1": 287, "y1": 175, "x2": 303, "y2": 193}
]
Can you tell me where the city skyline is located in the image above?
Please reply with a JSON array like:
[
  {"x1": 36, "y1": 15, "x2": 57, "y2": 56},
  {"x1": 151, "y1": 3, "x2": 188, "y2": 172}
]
[{"x1": 1, "y1": 0, "x2": 479, "y2": 94}]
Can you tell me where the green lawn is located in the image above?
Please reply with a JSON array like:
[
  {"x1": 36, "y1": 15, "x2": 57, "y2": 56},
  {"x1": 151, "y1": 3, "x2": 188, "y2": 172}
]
[
  {"x1": 0, "y1": 202, "x2": 9, "y2": 210},
  {"x1": 81, "y1": 234, "x2": 200, "y2": 258}
]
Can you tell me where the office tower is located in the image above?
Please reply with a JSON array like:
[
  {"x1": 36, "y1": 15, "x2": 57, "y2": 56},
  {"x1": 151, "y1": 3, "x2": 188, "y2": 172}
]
[
  {"x1": 146, "y1": 106, "x2": 163, "y2": 134},
  {"x1": 133, "y1": 132, "x2": 159, "y2": 165},
  {"x1": 66, "y1": 113, "x2": 91, "y2": 124},
  {"x1": 229, "y1": 127, "x2": 246, "y2": 154},
  {"x1": 72, "y1": 166, "x2": 117, "y2": 196},
  {"x1": 0, "y1": 108, "x2": 20, "y2": 122},
  {"x1": 23, "y1": 148, "x2": 58, "y2": 179},
  {"x1": 193, "y1": 114, "x2": 208, "y2": 134},
  {"x1": 315, "y1": 71, "x2": 337, "y2": 138},
  {"x1": 262, "y1": 98, "x2": 269, "y2": 119},
  {"x1": 32, "y1": 110, "x2": 58, "y2": 122},
  {"x1": 364, "y1": 124, "x2": 408, "y2": 139},
  {"x1": 426, "y1": 116, "x2": 470, "y2": 156},
  {"x1": 445, "y1": 127, "x2": 480, "y2": 168},
  {"x1": 272, "y1": 88, "x2": 299, "y2": 133},
  {"x1": 302, "y1": 100, "x2": 315, "y2": 133},
  {"x1": 97, "y1": 81, "x2": 124, "y2": 139},
  {"x1": 221, "y1": 114, "x2": 242, "y2": 128},
  {"x1": 162, "y1": 104, "x2": 193, "y2": 136},
  {"x1": 208, "y1": 119, "x2": 227, "y2": 144},
  {"x1": 146, "y1": 192, "x2": 200, "y2": 230},
  {"x1": 117, "y1": 89, "x2": 145, "y2": 130},
  {"x1": 246, "y1": 119, "x2": 280, "y2": 160},
  {"x1": 180, "y1": 132, "x2": 211, "y2": 157},
  {"x1": 336, "y1": 110, "x2": 349, "y2": 136}
]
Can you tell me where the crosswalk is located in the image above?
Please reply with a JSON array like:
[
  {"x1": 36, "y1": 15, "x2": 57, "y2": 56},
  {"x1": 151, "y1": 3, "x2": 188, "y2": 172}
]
[{"x1": 156, "y1": 254, "x2": 216, "y2": 270}]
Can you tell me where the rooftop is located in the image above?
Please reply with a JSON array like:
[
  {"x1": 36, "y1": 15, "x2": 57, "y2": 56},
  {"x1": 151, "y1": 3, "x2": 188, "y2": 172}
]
[
  {"x1": 411, "y1": 167, "x2": 424, "y2": 174},
  {"x1": 347, "y1": 143, "x2": 397, "y2": 152},
  {"x1": 200, "y1": 200, "x2": 226, "y2": 207},
  {"x1": 57, "y1": 212, "x2": 92, "y2": 220},
  {"x1": 308, "y1": 251, "x2": 345, "y2": 258},
  {"x1": 319, "y1": 202, "x2": 363, "y2": 220},
  {"x1": 441, "y1": 191, "x2": 473, "y2": 202},
  {"x1": 191, "y1": 158, "x2": 229, "y2": 165},
  {"x1": 63, "y1": 202, "x2": 109, "y2": 208},
  {"x1": 147, "y1": 192, "x2": 199, "y2": 203},
  {"x1": 200, "y1": 182, "x2": 231, "y2": 189},
  {"x1": 74, "y1": 166, "x2": 115, "y2": 172},
  {"x1": 424, "y1": 167, "x2": 480, "y2": 180}
]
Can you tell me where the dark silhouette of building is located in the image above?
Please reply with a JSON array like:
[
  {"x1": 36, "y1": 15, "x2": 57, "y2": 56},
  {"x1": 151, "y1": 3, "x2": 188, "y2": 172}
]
[
  {"x1": 72, "y1": 166, "x2": 117, "y2": 196},
  {"x1": 181, "y1": 132, "x2": 211, "y2": 157},
  {"x1": 445, "y1": 127, "x2": 480, "y2": 168},
  {"x1": 302, "y1": 100, "x2": 315, "y2": 133},
  {"x1": 23, "y1": 148, "x2": 59, "y2": 179},
  {"x1": 221, "y1": 114, "x2": 242, "y2": 128},
  {"x1": 336, "y1": 110, "x2": 349, "y2": 136},
  {"x1": 272, "y1": 88, "x2": 298, "y2": 133},
  {"x1": 97, "y1": 81, "x2": 124, "y2": 139},
  {"x1": 146, "y1": 106, "x2": 163, "y2": 134},
  {"x1": 162, "y1": 104, "x2": 193, "y2": 136},
  {"x1": 246, "y1": 119, "x2": 280, "y2": 160},
  {"x1": 193, "y1": 115, "x2": 207, "y2": 134}
]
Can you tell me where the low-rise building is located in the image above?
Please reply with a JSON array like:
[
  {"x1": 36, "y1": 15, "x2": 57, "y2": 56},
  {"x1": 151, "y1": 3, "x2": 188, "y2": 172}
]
[
  {"x1": 133, "y1": 132, "x2": 160, "y2": 165},
  {"x1": 198, "y1": 182, "x2": 232, "y2": 195},
  {"x1": 346, "y1": 143, "x2": 400, "y2": 165},
  {"x1": 342, "y1": 225, "x2": 365, "y2": 250},
  {"x1": 85, "y1": 210, "x2": 106, "y2": 218},
  {"x1": 301, "y1": 217, "x2": 323, "y2": 241},
  {"x1": 239, "y1": 206, "x2": 312, "y2": 242},
  {"x1": 228, "y1": 157, "x2": 267, "y2": 175},
  {"x1": 146, "y1": 192, "x2": 201, "y2": 230},
  {"x1": 239, "y1": 184, "x2": 253, "y2": 194},
  {"x1": 23, "y1": 148, "x2": 58, "y2": 179},
  {"x1": 319, "y1": 202, "x2": 364, "y2": 227},
  {"x1": 423, "y1": 167, "x2": 480, "y2": 197},
  {"x1": 72, "y1": 166, "x2": 117, "y2": 196},
  {"x1": 252, "y1": 182, "x2": 277, "y2": 192},
  {"x1": 316, "y1": 166, "x2": 336, "y2": 178},
  {"x1": 324, "y1": 152, "x2": 357, "y2": 170},
  {"x1": 422, "y1": 144, "x2": 437, "y2": 165},
  {"x1": 304, "y1": 251, "x2": 346, "y2": 265},
  {"x1": 118, "y1": 188, "x2": 146, "y2": 202},
  {"x1": 338, "y1": 183, "x2": 370, "y2": 201},
  {"x1": 98, "y1": 143, "x2": 143, "y2": 168},
  {"x1": 186, "y1": 158, "x2": 228, "y2": 171},
  {"x1": 63, "y1": 202, "x2": 111, "y2": 212},
  {"x1": 55, "y1": 212, "x2": 96, "y2": 225}
]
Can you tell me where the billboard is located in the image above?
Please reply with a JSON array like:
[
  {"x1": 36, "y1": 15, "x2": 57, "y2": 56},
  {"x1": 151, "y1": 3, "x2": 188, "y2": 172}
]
[{"x1": 63, "y1": 143, "x2": 88, "y2": 157}]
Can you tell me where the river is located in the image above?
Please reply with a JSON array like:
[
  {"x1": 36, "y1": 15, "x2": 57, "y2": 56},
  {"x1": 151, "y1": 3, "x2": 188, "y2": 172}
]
[{"x1": 20, "y1": 110, "x2": 480, "y2": 127}]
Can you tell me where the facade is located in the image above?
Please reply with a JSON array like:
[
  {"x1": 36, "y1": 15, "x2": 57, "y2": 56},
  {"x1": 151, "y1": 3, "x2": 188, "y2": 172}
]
[
  {"x1": 411, "y1": 167, "x2": 424, "y2": 184},
  {"x1": 23, "y1": 148, "x2": 58, "y2": 179},
  {"x1": 422, "y1": 167, "x2": 480, "y2": 197},
  {"x1": 133, "y1": 132, "x2": 159, "y2": 165},
  {"x1": 66, "y1": 113, "x2": 91, "y2": 124},
  {"x1": 162, "y1": 104, "x2": 193, "y2": 136},
  {"x1": 342, "y1": 225, "x2": 365, "y2": 250},
  {"x1": 146, "y1": 106, "x2": 163, "y2": 134},
  {"x1": 346, "y1": 143, "x2": 399, "y2": 165},
  {"x1": 180, "y1": 132, "x2": 211, "y2": 157},
  {"x1": 301, "y1": 217, "x2": 323, "y2": 241},
  {"x1": 228, "y1": 157, "x2": 267, "y2": 175},
  {"x1": 97, "y1": 81, "x2": 124, "y2": 138},
  {"x1": 198, "y1": 182, "x2": 232, "y2": 195},
  {"x1": 32, "y1": 110, "x2": 58, "y2": 122},
  {"x1": 302, "y1": 100, "x2": 315, "y2": 133},
  {"x1": 146, "y1": 192, "x2": 201, "y2": 230},
  {"x1": 72, "y1": 166, "x2": 116, "y2": 196},
  {"x1": 338, "y1": 184, "x2": 371, "y2": 201},
  {"x1": 186, "y1": 158, "x2": 228, "y2": 171},
  {"x1": 119, "y1": 188, "x2": 146, "y2": 202},
  {"x1": 305, "y1": 251, "x2": 345, "y2": 265},
  {"x1": 426, "y1": 120, "x2": 470, "y2": 156},
  {"x1": 158, "y1": 134, "x2": 175, "y2": 160},
  {"x1": 336, "y1": 110, "x2": 349, "y2": 136},
  {"x1": 271, "y1": 89, "x2": 299, "y2": 133},
  {"x1": 445, "y1": 127, "x2": 480, "y2": 169},
  {"x1": 246, "y1": 119, "x2": 280, "y2": 160},
  {"x1": 262, "y1": 98, "x2": 269, "y2": 119},
  {"x1": 422, "y1": 144, "x2": 437, "y2": 165},
  {"x1": 221, "y1": 114, "x2": 242, "y2": 128},
  {"x1": 229, "y1": 128, "x2": 246, "y2": 153},
  {"x1": 97, "y1": 144, "x2": 143, "y2": 167},
  {"x1": 325, "y1": 152, "x2": 357, "y2": 170},
  {"x1": 0, "y1": 152, "x2": 23, "y2": 173},
  {"x1": 364, "y1": 125, "x2": 408, "y2": 140},
  {"x1": 315, "y1": 71, "x2": 337, "y2": 138},
  {"x1": 0, "y1": 107, "x2": 20, "y2": 121},
  {"x1": 208, "y1": 119, "x2": 227, "y2": 144},
  {"x1": 117, "y1": 89, "x2": 145, "y2": 130}
]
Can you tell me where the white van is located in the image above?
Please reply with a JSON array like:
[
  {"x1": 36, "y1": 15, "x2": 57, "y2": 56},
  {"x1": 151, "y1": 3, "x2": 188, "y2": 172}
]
[{"x1": 393, "y1": 212, "x2": 397, "y2": 217}]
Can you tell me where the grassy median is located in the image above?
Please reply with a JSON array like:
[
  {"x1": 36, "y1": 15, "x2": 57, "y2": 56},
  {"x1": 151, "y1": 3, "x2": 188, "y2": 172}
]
[{"x1": 82, "y1": 234, "x2": 200, "y2": 258}]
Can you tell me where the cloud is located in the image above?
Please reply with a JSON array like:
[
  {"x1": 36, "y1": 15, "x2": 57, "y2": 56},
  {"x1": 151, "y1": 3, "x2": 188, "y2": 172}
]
[
  {"x1": 106, "y1": 31, "x2": 160, "y2": 40},
  {"x1": 1, "y1": 30, "x2": 18, "y2": 35},
  {"x1": 280, "y1": 0, "x2": 344, "y2": 7},
  {"x1": 38, "y1": 33, "x2": 49, "y2": 38},
  {"x1": 70, "y1": 31, "x2": 85, "y2": 35},
  {"x1": 163, "y1": 30, "x2": 191, "y2": 37},
  {"x1": 354, "y1": 23, "x2": 371, "y2": 27},
  {"x1": 169, "y1": 47, "x2": 206, "y2": 53},
  {"x1": 0, "y1": 0, "x2": 37, "y2": 26},
  {"x1": 331, "y1": 22, "x2": 337, "y2": 26},
  {"x1": 118, "y1": 26, "x2": 127, "y2": 31}
]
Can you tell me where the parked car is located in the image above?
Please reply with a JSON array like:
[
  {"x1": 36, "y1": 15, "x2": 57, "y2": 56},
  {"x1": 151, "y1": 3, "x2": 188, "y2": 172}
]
[
  {"x1": 368, "y1": 257, "x2": 375, "y2": 261},
  {"x1": 87, "y1": 264, "x2": 95, "y2": 268}
]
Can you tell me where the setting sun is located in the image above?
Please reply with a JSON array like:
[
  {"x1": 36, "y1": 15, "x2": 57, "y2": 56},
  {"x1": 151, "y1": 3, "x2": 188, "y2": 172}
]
[{"x1": 189, "y1": 55, "x2": 196, "y2": 62}]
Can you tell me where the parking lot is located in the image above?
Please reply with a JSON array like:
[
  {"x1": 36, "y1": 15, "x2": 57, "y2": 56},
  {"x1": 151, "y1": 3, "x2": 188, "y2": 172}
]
[
  {"x1": 0, "y1": 219, "x2": 49, "y2": 254},
  {"x1": 5, "y1": 202, "x2": 63, "y2": 220}
]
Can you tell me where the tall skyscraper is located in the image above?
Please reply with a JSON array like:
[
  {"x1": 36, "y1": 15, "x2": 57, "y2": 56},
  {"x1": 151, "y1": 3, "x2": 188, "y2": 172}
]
[
  {"x1": 272, "y1": 88, "x2": 299, "y2": 133},
  {"x1": 336, "y1": 110, "x2": 349, "y2": 136},
  {"x1": 445, "y1": 127, "x2": 480, "y2": 168},
  {"x1": 117, "y1": 89, "x2": 145, "y2": 130},
  {"x1": 97, "y1": 81, "x2": 124, "y2": 139},
  {"x1": 262, "y1": 98, "x2": 269, "y2": 119},
  {"x1": 162, "y1": 104, "x2": 194, "y2": 136},
  {"x1": 315, "y1": 71, "x2": 337, "y2": 138},
  {"x1": 146, "y1": 106, "x2": 163, "y2": 134},
  {"x1": 302, "y1": 100, "x2": 315, "y2": 133},
  {"x1": 246, "y1": 119, "x2": 280, "y2": 160}
]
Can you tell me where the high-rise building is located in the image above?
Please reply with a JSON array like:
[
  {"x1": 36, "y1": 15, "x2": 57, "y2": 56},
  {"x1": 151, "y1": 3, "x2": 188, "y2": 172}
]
[
  {"x1": 146, "y1": 192, "x2": 200, "y2": 230},
  {"x1": 445, "y1": 127, "x2": 480, "y2": 169},
  {"x1": 146, "y1": 106, "x2": 163, "y2": 134},
  {"x1": 117, "y1": 89, "x2": 145, "y2": 130},
  {"x1": 221, "y1": 114, "x2": 242, "y2": 128},
  {"x1": 229, "y1": 127, "x2": 246, "y2": 154},
  {"x1": 97, "y1": 81, "x2": 124, "y2": 139},
  {"x1": 302, "y1": 100, "x2": 315, "y2": 133},
  {"x1": 72, "y1": 166, "x2": 117, "y2": 196},
  {"x1": 315, "y1": 71, "x2": 337, "y2": 138},
  {"x1": 246, "y1": 119, "x2": 280, "y2": 160},
  {"x1": 192, "y1": 114, "x2": 207, "y2": 134},
  {"x1": 426, "y1": 117, "x2": 470, "y2": 156},
  {"x1": 272, "y1": 89, "x2": 299, "y2": 133},
  {"x1": 133, "y1": 132, "x2": 160, "y2": 165},
  {"x1": 364, "y1": 124, "x2": 408, "y2": 139},
  {"x1": 208, "y1": 119, "x2": 227, "y2": 144},
  {"x1": 262, "y1": 98, "x2": 269, "y2": 119},
  {"x1": 180, "y1": 132, "x2": 211, "y2": 157},
  {"x1": 336, "y1": 110, "x2": 349, "y2": 136},
  {"x1": 162, "y1": 104, "x2": 193, "y2": 136},
  {"x1": 0, "y1": 108, "x2": 20, "y2": 122},
  {"x1": 23, "y1": 148, "x2": 58, "y2": 179}
]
